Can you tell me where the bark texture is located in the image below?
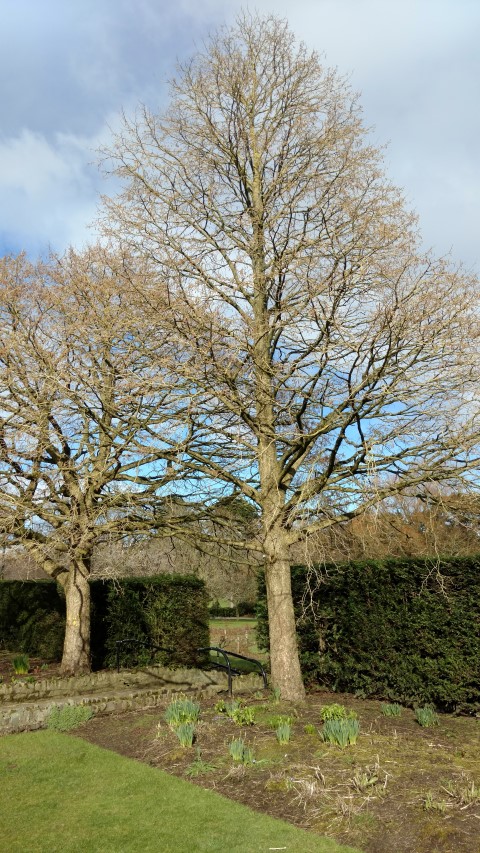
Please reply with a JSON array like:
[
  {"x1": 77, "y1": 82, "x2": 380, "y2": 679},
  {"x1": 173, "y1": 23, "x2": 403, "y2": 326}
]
[{"x1": 59, "y1": 562, "x2": 91, "y2": 675}]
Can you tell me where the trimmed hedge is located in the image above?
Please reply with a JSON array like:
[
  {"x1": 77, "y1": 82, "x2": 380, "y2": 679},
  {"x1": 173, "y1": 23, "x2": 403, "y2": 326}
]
[
  {"x1": 0, "y1": 580, "x2": 65, "y2": 660},
  {"x1": 209, "y1": 601, "x2": 256, "y2": 618},
  {"x1": 91, "y1": 576, "x2": 209, "y2": 669},
  {"x1": 257, "y1": 556, "x2": 480, "y2": 711},
  {"x1": 0, "y1": 575, "x2": 209, "y2": 670}
]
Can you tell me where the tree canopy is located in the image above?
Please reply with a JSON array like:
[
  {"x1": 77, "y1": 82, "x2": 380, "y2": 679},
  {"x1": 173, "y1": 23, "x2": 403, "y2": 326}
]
[
  {"x1": 100, "y1": 14, "x2": 480, "y2": 698},
  {"x1": 0, "y1": 248, "x2": 192, "y2": 672}
]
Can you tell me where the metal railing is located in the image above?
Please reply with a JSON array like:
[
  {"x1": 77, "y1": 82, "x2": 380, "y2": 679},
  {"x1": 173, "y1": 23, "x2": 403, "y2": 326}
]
[
  {"x1": 114, "y1": 638, "x2": 268, "y2": 696},
  {"x1": 198, "y1": 646, "x2": 268, "y2": 696}
]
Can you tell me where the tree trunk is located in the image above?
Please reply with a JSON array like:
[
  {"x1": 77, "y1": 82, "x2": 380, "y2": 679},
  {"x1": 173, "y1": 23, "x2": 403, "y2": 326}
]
[
  {"x1": 58, "y1": 561, "x2": 91, "y2": 675},
  {"x1": 264, "y1": 529, "x2": 306, "y2": 702}
]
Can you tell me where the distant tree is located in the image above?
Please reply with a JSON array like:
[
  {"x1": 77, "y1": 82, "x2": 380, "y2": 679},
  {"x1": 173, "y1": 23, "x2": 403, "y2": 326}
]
[
  {"x1": 91, "y1": 495, "x2": 260, "y2": 607},
  {"x1": 0, "y1": 249, "x2": 191, "y2": 674},
  {"x1": 101, "y1": 14, "x2": 480, "y2": 699}
]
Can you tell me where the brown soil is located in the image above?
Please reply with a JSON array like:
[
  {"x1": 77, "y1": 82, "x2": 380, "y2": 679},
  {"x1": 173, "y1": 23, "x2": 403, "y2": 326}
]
[
  {"x1": 0, "y1": 651, "x2": 61, "y2": 684},
  {"x1": 74, "y1": 690, "x2": 480, "y2": 853}
]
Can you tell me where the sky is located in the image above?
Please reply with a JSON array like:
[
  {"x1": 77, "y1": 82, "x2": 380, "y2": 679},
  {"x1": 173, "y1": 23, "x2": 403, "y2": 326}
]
[{"x1": 0, "y1": 0, "x2": 478, "y2": 272}]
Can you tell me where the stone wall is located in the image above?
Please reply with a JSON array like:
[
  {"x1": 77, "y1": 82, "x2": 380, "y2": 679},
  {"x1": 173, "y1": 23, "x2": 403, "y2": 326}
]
[{"x1": 0, "y1": 665, "x2": 264, "y2": 734}]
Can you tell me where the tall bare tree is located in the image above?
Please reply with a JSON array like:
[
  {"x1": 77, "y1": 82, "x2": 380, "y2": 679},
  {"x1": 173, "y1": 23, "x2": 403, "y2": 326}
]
[
  {"x1": 101, "y1": 13, "x2": 480, "y2": 699},
  {"x1": 0, "y1": 249, "x2": 191, "y2": 674}
]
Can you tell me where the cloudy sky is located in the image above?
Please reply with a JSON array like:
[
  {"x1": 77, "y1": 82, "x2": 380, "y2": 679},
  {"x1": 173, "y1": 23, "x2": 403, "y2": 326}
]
[{"x1": 1, "y1": 0, "x2": 478, "y2": 271}]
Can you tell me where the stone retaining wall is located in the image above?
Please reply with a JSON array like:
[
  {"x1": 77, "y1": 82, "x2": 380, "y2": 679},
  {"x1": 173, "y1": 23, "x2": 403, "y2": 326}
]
[
  {"x1": 0, "y1": 668, "x2": 264, "y2": 734},
  {"x1": 0, "y1": 664, "x2": 222, "y2": 703}
]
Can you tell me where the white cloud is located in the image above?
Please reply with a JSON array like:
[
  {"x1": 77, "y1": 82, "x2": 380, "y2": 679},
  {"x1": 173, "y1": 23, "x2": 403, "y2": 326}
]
[
  {"x1": 0, "y1": 0, "x2": 477, "y2": 270},
  {"x1": 0, "y1": 126, "x2": 111, "y2": 255}
]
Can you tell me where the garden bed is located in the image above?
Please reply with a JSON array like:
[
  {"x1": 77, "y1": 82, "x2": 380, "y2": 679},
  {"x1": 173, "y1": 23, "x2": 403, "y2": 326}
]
[{"x1": 74, "y1": 689, "x2": 480, "y2": 853}]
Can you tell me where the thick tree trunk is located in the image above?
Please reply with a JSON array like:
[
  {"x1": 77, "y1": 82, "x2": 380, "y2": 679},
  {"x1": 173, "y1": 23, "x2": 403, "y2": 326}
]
[
  {"x1": 58, "y1": 561, "x2": 91, "y2": 675},
  {"x1": 264, "y1": 528, "x2": 306, "y2": 702}
]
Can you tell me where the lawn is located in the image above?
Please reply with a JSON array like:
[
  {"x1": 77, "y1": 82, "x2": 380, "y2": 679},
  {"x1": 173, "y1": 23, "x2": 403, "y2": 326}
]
[
  {"x1": 209, "y1": 617, "x2": 264, "y2": 660},
  {"x1": 0, "y1": 729, "x2": 360, "y2": 853}
]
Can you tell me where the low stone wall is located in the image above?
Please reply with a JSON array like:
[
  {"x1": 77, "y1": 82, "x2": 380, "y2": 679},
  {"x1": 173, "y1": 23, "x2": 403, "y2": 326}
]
[
  {"x1": 0, "y1": 668, "x2": 264, "y2": 735},
  {"x1": 0, "y1": 664, "x2": 222, "y2": 704}
]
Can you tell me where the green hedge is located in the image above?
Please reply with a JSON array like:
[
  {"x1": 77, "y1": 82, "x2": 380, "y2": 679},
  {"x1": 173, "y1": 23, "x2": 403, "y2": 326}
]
[
  {"x1": 257, "y1": 556, "x2": 480, "y2": 712},
  {"x1": 0, "y1": 575, "x2": 209, "y2": 670},
  {"x1": 209, "y1": 601, "x2": 256, "y2": 618},
  {"x1": 91, "y1": 576, "x2": 209, "y2": 669},
  {"x1": 0, "y1": 580, "x2": 65, "y2": 660}
]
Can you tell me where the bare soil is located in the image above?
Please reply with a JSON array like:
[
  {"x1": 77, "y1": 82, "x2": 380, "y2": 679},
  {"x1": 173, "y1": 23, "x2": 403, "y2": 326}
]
[{"x1": 0, "y1": 651, "x2": 61, "y2": 684}]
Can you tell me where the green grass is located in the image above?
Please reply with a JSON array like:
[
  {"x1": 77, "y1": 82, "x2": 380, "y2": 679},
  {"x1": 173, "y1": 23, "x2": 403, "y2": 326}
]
[
  {"x1": 209, "y1": 649, "x2": 264, "y2": 674},
  {"x1": 0, "y1": 731, "x2": 361, "y2": 853},
  {"x1": 209, "y1": 617, "x2": 257, "y2": 629}
]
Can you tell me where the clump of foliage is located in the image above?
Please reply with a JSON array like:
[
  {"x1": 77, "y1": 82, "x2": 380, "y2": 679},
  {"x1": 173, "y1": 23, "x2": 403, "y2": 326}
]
[
  {"x1": 270, "y1": 687, "x2": 281, "y2": 704},
  {"x1": 12, "y1": 654, "x2": 30, "y2": 675},
  {"x1": 229, "y1": 737, "x2": 255, "y2": 765},
  {"x1": 381, "y1": 703, "x2": 403, "y2": 717},
  {"x1": 275, "y1": 721, "x2": 292, "y2": 744},
  {"x1": 320, "y1": 703, "x2": 357, "y2": 721},
  {"x1": 46, "y1": 704, "x2": 94, "y2": 731},
  {"x1": 174, "y1": 722, "x2": 196, "y2": 748},
  {"x1": 320, "y1": 718, "x2": 360, "y2": 747},
  {"x1": 267, "y1": 714, "x2": 294, "y2": 729},
  {"x1": 164, "y1": 695, "x2": 201, "y2": 729},
  {"x1": 184, "y1": 749, "x2": 218, "y2": 777},
  {"x1": 304, "y1": 723, "x2": 317, "y2": 736},
  {"x1": 215, "y1": 699, "x2": 255, "y2": 726},
  {"x1": 0, "y1": 581, "x2": 65, "y2": 662},
  {"x1": 415, "y1": 706, "x2": 439, "y2": 727},
  {"x1": 93, "y1": 575, "x2": 209, "y2": 670}
]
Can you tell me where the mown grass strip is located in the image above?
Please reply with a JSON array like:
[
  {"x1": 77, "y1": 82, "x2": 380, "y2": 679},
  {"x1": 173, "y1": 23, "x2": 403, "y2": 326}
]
[{"x1": 0, "y1": 730, "x2": 361, "y2": 853}]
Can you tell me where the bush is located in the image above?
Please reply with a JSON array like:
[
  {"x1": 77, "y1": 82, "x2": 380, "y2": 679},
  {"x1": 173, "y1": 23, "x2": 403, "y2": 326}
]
[
  {"x1": 209, "y1": 600, "x2": 256, "y2": 618},
  {"x1": 46, "y1": 704, "x2": 94, "y2": 731},
  {"x1": 0, "y1": 574, "x2": 209, "y2": 671},
  {"x1": 93, "y1": 575, "x2": 209, "y2": 670},
  {"x1": 0, "y1": 580, "x2": 65, "y2": 660},
  {"x1": 257, "y1": 555, "x2": 480, "y2": 712}
]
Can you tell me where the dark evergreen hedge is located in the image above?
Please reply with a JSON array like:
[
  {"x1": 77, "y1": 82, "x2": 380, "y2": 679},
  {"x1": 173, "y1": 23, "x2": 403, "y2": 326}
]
[
  {"x1": 209, "y1": 601, "x2": 256, "y2": 618},
  {"x1": 0, "y1": 580, "x2": 65, "y2": 660},
  {"x1": 91, "y1": 576, "x2": 209, "y2": 669},
  {"x1": 257, "y1": 556, "x2": 480, "y2": 711},
  {"x1": 0, "y1": 575, "x2": 209, "y2": 670}
]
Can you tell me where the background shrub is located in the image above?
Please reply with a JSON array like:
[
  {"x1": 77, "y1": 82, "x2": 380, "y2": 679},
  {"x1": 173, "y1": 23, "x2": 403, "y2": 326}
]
[
  {"x1": 0, "y1": 580, "x2": 65, "y2": 659},
  {"x1": 93, "y1": 576, "x2": 209, "y2": 670},
  {"x1": 208, "y1": 600, "x2": 256, "y2": 618},
  {"x1": 0, "y1": 574, "x2": 209, "y2": 670},
  {"x1": 257, "y1": 556, "x2": 480, "y2": 711}
]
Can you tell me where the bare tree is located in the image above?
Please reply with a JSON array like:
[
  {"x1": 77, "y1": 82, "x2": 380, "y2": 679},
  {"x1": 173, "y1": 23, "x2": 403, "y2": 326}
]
[
  {"x1": 0, "y1": 248, "x2": 192, "y2": 674},
  {"x1": 100, "y1": 13, "x2": 480, "y2": 699}
]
